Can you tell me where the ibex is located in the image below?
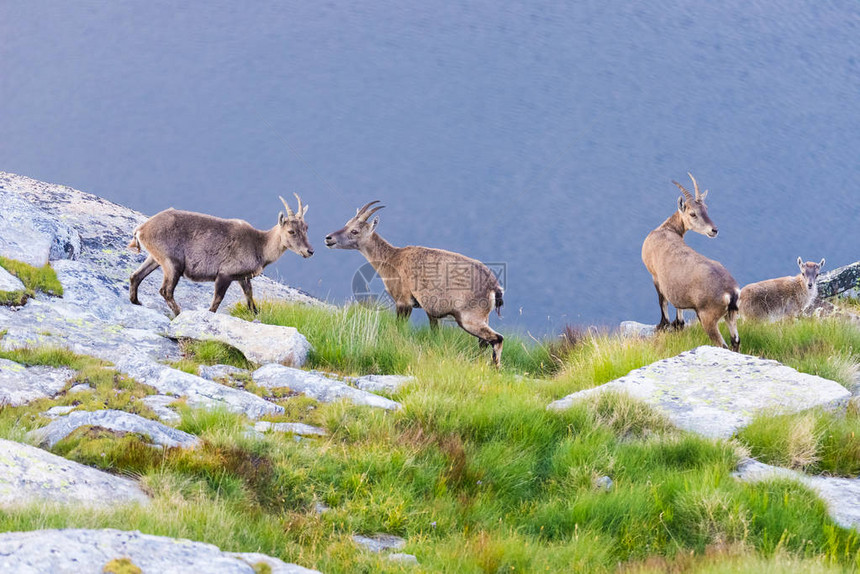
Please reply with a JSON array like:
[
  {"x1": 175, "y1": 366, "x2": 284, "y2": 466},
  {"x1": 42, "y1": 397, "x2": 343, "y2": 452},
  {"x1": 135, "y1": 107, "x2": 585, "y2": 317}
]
[
  {"x1": 325, "y1": 201, "x2": 505, "y2": 367},
  {"x1": 641, "y1": 174, "x2": 741, "y2": 351},
  {"x1": 739, "y1": 258, "x2": 825, "y2": 321},
  {"x1": 128, "y1": 195, "x2": 312, "y2": 316}
]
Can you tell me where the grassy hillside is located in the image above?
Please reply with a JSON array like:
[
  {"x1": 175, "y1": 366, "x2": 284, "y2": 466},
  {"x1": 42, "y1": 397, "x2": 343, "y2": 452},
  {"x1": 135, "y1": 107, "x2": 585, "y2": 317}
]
[{"x1": 1, "y1": 303, "x2": 859, "y2": 572}]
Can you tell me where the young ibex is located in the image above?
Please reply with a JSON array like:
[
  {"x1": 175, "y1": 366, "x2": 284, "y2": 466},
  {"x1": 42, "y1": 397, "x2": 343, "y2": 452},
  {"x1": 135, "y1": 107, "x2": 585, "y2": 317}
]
[
  {"x1": 739, "y1": 258, "x2": 825, "y2": 321},
  {"x1": 128, "y1": 195, "x2": 313, "y2": 316},
  {"x1": 325, "y1": 201, "x2": 505, "y2": 366},
  {"x1": 641, "y1": 174, "x2": 741, "y2": 351}
]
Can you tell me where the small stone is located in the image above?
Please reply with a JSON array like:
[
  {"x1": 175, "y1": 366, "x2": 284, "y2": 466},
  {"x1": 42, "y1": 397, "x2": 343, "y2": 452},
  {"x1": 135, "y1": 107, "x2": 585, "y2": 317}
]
[
  {"x1": 594, "y1": 476, "x2": 614, "y2": 492},
  {"x1": 619, "y1": 321, "x2": 656, "y2": 338},
  {"x1": 352, "y1": 533, "x2": 407, "y2": 553},
  {"x1": 198, "y1": 364, "x2": 247, "y2": 381},
  {"x1": 142, "y1": 395, "x2": 182, "y2": 424},
  {"x1": 388, "y1": 553, "x2": 419, "y2": 565},
  {"x1": 353, "y1": 374, "x2": 414, "y2": 394},
  {"x1": 254, "y1": 421, "x2": 328, "y2": 436},
  {"x1": 42, "y1": 405, "x2": 76, "y2": 418},
  {"x1": 314, "y1": 502, "x2": 330, "y2": 515},
  {"x1": 68, "y1": 383, "x2": 94, "y2": 394}
]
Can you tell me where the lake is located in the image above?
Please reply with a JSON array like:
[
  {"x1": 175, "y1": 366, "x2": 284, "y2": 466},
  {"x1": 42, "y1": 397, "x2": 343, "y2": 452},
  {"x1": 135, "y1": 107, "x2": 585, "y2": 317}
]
[{"x1": 2, "y1": 1, "x2": 858, "y2": 335}]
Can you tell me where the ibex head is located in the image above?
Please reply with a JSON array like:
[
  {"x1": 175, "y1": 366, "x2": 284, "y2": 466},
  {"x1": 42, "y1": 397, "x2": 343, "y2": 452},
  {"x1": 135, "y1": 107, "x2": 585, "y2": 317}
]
[
  {"x1": 324, "y1": 200, "x2": 385, "y2": 250},
  {"x1": 798, "y1": 257, "x2": 825, "y2": 290},
  {"x1": 673, "y1": 173, "x2": 719, "y2": 238},
  {"x1": 278, "y1": 194, "x2": 314, "y2": 258}
]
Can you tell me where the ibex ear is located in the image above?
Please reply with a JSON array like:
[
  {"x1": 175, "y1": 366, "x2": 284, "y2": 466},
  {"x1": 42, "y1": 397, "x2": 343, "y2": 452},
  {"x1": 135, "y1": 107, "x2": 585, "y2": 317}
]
[
  {"x1": 797, "y1": 256, "x2": 804, "y2": 270},
  {"x1": 279, "y1": 212, "x2": 286, "y2": 226},
  {"x1": 819, "y1": 258, "x2": 826, "y2": 269},
  {"x1": 678, "y1": 196, "x2": 686, "y2": 212},
  {"x1": 370, "y1": 217, "x2": 380, "y2": 233},
  {"x1": 699, "y1": 189, "x2": 708, "y2": 201}
]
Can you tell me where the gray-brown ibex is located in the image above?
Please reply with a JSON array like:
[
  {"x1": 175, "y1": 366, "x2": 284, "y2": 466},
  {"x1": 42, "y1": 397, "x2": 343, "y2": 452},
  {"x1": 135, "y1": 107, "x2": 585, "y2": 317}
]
[
  {"x1": 739, "y1": 257, "x2": 825, "y2": 321},
  {"x1": 128, "y1": 194, "x2": 312, "y2": 316},
  {"x1": 641, "y1": 174, "x2": 741, "y2": 351},
  {"x1": 325, "y1": 201, "x2": 505, "y2": 367}
]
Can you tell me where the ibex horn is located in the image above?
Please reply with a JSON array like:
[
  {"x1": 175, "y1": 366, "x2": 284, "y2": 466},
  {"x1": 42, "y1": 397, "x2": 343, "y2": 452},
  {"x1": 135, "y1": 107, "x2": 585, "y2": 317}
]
[
  {"x1": 279, "y1": 195, "x2": 295, "y2": 217},
  {"x1": 672, "y1": 180, "x2": 693, "y2": 201},
  {"x1": 293, "y1": 193, "x2": 304, "y2": 218},
  {"x1": 687, "y1": 172, "x2": 702, "y2": 200},
  {"x1": 356, "y1": 200, "x2": 381, "y2": 220},
  {"x1": 362, "y1": 205, "x2": 385, "y2": 221}
]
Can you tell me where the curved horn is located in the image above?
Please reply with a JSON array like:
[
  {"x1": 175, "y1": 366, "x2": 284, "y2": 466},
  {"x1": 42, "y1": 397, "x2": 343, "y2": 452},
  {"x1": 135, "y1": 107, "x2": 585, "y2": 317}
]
[
  {"x1": 687, "y1": 172, "x2": 701, "y2": 200},
  {"x1": 361, "y1": 205, "x2": 385, "y2": 221},
  {"x1": 279, "y1": 195, "x2": 294, "y2": 217},
  {"x1": 355, "y1": 200, "x2": 381, "y2": 220},
  {"x1": 672, "y1": 180, "x2": 693, "y2": 201},
  {"x1": 293, "y1": 193, "x2": 304, "y2": 219}
]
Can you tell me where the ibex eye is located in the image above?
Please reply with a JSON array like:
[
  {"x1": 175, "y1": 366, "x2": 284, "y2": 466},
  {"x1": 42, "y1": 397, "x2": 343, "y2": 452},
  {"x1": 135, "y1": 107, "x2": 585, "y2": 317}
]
[
  {"x1": 288, "y1": 230, "x2": 296, "y2": 235},
  {"x1": 690, "y1": 213, "x2": 697, "y2": 218},
  {"x1": 351, "y1": 230, "x2": 359, "y2": 235}
]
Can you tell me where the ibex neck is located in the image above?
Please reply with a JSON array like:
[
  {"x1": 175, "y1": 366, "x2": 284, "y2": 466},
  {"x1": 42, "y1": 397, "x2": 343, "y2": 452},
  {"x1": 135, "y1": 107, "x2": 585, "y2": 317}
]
[
  {"x1": 659, "y1": 212, "x2": 687, "y2": 237},
  {"x1": 262, "y1": 226, "x2": 286, "y2": 265},
  {"x1": 359, "y1": 233, "x2": 398, "y2": 268}
]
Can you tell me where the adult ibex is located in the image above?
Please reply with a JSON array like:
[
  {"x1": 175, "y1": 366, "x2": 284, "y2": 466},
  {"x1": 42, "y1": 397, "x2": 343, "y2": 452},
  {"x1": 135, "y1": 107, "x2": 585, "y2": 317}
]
[
  {"x1": 739, "y1": 257, "x2": 825, "y2": 321},
  {"x1": 641, "y1": 174, "x2": 741, "y2": 351},
  {"x1": 325, "y1": 201, "x2": 505, "y2": 367},
  {"x1": 128, "y1": 195, "x2": 312, "y2": 316}
]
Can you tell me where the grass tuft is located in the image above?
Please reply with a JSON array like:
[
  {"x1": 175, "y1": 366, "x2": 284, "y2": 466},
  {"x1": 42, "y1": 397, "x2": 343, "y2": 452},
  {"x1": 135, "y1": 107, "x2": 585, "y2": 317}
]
[{"x1": 0, "y1": 256, "x2": 63, "y2": 301}]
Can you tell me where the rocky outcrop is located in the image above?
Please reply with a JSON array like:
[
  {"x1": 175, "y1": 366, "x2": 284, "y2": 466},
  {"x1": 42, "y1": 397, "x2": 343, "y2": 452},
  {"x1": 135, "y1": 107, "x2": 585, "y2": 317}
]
[
  {"x1": 0, "y1": 528, "x2": 320, "y2": 573},
  {"x1": 198, "y1": 364, "x2": 248, "y2": 381},
  {"x1": 0, "y1": 190, "x2": 80, "y2": 267},
  {"x1": 817, "y1": 261, "x2": 860, "y2": 299},
  {"x1": 253, "y1": 364, "x2": 401, "y2": 411},
  {"x1": 0, "y1": 358, "x2": 75, "y2": 406},
  {"x1": 167, "y1": 310, "x2": 311, "y2": 367},
  {"x1": 0, "y1": 266, "x2": 25, "y2": 292},
  {"x1": 28, "y1": 409, "x2": 200, "y2": 449},
  {"x1": 0, "y1": 439, "x2": 149, "y2": 507},
  {"x1": 548, "y1": 346, "x2": 850, "y2": 438}
]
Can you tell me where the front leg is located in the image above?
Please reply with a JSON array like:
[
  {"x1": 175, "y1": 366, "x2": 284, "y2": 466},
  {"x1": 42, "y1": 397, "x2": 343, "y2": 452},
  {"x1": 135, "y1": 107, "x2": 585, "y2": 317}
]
[
  {"x1": 395, "y1": 303, "x2": 413, "y2": 320},
  {"x1": 239, "y1": 277, "x2": 258, "y2": 314},
  {"x1": 672, "y1": 308, "x2": 685, "y2": 330},
  {"x1": 210, "y1": 275, "x2": 233, "y2": 313},
  {"x1": 654, "y1": 283, "x2": 671, "y2": 331}
]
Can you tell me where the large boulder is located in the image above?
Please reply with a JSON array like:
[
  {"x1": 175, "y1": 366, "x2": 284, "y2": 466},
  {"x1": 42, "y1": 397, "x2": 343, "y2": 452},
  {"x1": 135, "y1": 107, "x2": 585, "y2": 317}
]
[
  {"x1": 28, "y1": 409, "x2": 201, "y2": 449},
  {"x1": 0, "y1": 439, "x2": 149, "y2": 507},
  {"x1": 0, "y1": 358, "x2": 75, "y2": 406},
  {"x1": 167, "y1": 310, "x2": 311, "y2": 367},
  {"x1": 548, "y1": 346, "x2": 850, "y2": 438},
  {"x1": 253, "y1": 364, "x2": 401, "y2": 410},
  {"x1": 0, "y1": 528, "x2": 320, "y2": 573}
]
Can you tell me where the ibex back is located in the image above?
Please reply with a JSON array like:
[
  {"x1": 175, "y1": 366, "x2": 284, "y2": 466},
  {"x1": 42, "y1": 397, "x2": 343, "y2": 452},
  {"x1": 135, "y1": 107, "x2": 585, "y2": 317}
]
[
  {"x1": 641, "y1": 174, "x2": 741, "y2": 351},
  {"x1": 128, "y1": 194, "x2": 312, "y2": 316}
]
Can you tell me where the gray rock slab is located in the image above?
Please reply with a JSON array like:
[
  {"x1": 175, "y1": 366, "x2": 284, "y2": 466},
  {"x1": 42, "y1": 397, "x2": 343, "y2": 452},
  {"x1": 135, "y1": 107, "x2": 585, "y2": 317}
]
[
  {"x1": 0, "y1": 190, "x2": 80, "y2": 267},
  {"x1": 199, "y1": 364, "x2": 248, "y2": 381},
  {"x1": 142, "y1": 394, "x2": 182, "y2": 424},
  {"x1": 253, "y1": 364, "x2": 401, "y2": 410},
  {"x1": 352, "y1": 533, "x2": 406, "y2": 553},
  {"x1": 0, "y1": 528, "x2": 320, "y2": 574},
  {"x1": 0, "y1": 266, "x2": 25, "y2": 292},
  {"x1": 354, "y1": 374, "x2": 414, "y2": 394},
  {"x1": 734, "y1": 458, "x2": 860, "y2": 530},
  {"x1": 167, "y1": 310, "x2": 311, "y2": 367},
  {"x1": 0, "y1": 439, "x2": 149, "y2": 507},
  {"x1": 619, "y1": 321, "x2": 656, "y2": 338},
  {"x1": 27, "y1": 409, "x2": 201, "y2": 449},
  {"x1": 254, "y1": 421, "x2": 328, "y2": 436},
  {"x1": 0, "y1": 358, "x2": 75, "y2": 406},
  {"x1": 548, "y1": 346, "x2": 851, "y2": 438}
]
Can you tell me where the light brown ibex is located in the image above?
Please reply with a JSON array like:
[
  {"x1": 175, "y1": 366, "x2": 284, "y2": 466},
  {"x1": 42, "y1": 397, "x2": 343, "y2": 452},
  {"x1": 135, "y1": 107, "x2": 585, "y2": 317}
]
[
  {"x1": 128, "y1": 194, "x2": 312, "y2": 316},
  {"x1": 641, "y1": 174, "x2": 741, "y2": 351},
  {"x1": 739, "y1": 257, "x2": 825, "y2": 321},
  {"x1": 325, "y1": 201, "x2": 505, "y2": 366}
]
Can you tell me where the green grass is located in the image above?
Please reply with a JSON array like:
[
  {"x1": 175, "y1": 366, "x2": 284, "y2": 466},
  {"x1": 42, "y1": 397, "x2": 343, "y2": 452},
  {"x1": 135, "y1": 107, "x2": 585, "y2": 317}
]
[
  {"x1": 1, "y1": 304, "x2": 860, "y2": 572},
  {"x1": 0, "y1": 256, "x2": 63, "y2": 305},
  {"x1": 169, "y1": 339, "x2": 256, "y2": 374}
]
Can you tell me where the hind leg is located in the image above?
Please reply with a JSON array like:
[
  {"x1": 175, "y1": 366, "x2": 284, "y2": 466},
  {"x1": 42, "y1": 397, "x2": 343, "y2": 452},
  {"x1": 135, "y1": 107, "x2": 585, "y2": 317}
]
[
  {"x1": 698, "y1": 308, "x2": 729, "y2": 349},
  {"x1": 456, "y1": 313, "x2": 504, "y2": 368},
  {"x1": 129, "y1": 255, "x2": 160, "y2": 305},
  {"x1": 726, "y1": 308, "x2": 740, "y2": 352},
  {"x1": 654, "y1": 284, "x2": 671, "y2": 330},
  {"x1": 239, "y1": 277, "x2": 257, "y2": 314},
  {"x1": 159, "y1": 262, "x2": 183, "y2": 316},
  {"x1": 209, "y1": 275, "x2": 233, "y2": 313},
  {"x1": 427, "y1": 314, "x2": 440, "y2": 332},
  {"x1": 672, "y1": 308, "x2": 685, "y2": 330},
  {"x1": 396, "y1": 303, "x2": 413, "y2": 320}
]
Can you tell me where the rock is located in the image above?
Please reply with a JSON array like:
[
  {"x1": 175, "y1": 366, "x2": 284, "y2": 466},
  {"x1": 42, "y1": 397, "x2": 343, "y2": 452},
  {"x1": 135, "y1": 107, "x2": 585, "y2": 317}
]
[
  {"x1": 0, "y1": 358, "x2": 75, "y2": 406},
  {"x1": 253, "y1": 364, "x2": 401, "y2": 411},
  {"x1": 254, "y1": 421, "x2": 327, "y2": 436},
  {"x1": 619, "y1": 321, "x2": 656, "y2": 338},
  {"x1": 42, "y1": 406, "x2": 77, "y2": 418},
  {"x1": 548, "y1": 346, "x2": 850, "y2": 438},
  {"x1": 0, "y1": 528, "x2": 321, "y2": 573},
  {"x1": 167, "y1": 310, "x2": 311, "y2": 367},
  {"x1": 351, "y1": 533, "x2": 407, "y2": 553},
  {"x1": 353, "y1": 374, "x2": 414, "y2": 394},
  {"x1": 141, "y1": 395, "x2": 182, "y2": 424},
  {"x1": 27, "y1": 409, "x2": 201, "y2": 449},
  {"x1": 734, "y1": 458, "x2": 860, "y2": 530},
  {"x1": 817, "y1": 260, "x2": 860, "y2": 299},
  {"x1": 0, "y1": 439, "x2": 149, "y2": 507},
  {"x1": 594, "y1": 476, "x2": 614, "y2": 492},
  {"x1": 68, "y1": 383, "x2": 93, "y2": 394},
  {"x1": 198, "y1": 364, "x2": 248, "y2": 381},
  {"x1": 388, "y1": 553, "x2": 419, "y2": 565},
  {"x1": 0, "y1": 266, "x2": 25, "y2": 292},
  {"x1": 0, "y1": 190, "x2": 80, "y2": 267}
]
